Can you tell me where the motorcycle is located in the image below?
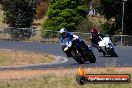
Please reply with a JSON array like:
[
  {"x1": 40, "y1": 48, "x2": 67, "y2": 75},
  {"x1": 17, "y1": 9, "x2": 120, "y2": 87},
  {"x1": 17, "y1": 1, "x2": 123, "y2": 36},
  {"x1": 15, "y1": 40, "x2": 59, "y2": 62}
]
[
  {"x1": 61, "y1": 38, "x2": 96, "y2": 64},
  {"x1": 98, "y1": 37, "x2": 118, "y2": 57}
]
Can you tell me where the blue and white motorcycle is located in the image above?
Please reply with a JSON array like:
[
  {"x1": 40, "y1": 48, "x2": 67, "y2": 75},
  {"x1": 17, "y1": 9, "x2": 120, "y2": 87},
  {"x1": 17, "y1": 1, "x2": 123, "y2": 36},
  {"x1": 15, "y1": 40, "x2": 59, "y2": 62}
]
[{"x1": 61, "y1": 38, "x2": 96, "y2": 64}]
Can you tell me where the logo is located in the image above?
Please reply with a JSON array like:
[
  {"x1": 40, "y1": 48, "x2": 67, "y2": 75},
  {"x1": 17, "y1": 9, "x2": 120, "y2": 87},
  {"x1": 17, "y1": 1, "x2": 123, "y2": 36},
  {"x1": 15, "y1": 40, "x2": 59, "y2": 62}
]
[{"x1": 76, "y1": 66, "x2": 131, "y2": 85}]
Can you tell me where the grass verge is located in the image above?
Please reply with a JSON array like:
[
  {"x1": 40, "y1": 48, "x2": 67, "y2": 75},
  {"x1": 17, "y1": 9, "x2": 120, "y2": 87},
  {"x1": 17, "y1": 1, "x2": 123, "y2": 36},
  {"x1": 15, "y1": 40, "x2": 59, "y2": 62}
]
[
  {"x1": 0, "y1": 68, "x2": 131, "y2": 88},
  {"x1": 0, "y1": 50, "x2": 54, "y2": 66}
]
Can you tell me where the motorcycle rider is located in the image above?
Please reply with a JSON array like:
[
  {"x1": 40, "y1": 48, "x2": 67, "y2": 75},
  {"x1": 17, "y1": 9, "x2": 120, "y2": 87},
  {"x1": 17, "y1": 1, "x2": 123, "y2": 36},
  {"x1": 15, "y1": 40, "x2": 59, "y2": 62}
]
[
  {"x1": 90, "y1": 27, "x2": 106, "y2": 55},
  {"x1": 60, "y1": 28, "x2": 89, "y2": 57}
]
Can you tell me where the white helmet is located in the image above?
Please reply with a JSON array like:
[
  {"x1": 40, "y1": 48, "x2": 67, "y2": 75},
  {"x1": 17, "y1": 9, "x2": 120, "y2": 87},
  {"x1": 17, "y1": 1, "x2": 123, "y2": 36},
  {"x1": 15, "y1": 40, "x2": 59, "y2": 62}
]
[
  {"x1": 60, "y1": 28, "x2": 67, "y2": 37},
  {"x1": 60, "y1": 28, "x2": 67, "y2": 34}
]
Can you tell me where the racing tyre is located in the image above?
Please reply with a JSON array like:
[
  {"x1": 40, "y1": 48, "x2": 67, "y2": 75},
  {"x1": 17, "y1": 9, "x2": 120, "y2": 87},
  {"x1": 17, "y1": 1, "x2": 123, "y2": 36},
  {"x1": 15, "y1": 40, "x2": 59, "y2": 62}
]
[
  {"x1": 108, "y1": 48, "x2": 118, "y2": 57},
  {"x1": 89, "y1": 53, "x2": 96, "y2": 63},
  {"x1": 112, "y1": 52, "x2": 118, "y2": 57},
  {"x1": 71, "y1": 50, "x2": 84, "y2": 64}
]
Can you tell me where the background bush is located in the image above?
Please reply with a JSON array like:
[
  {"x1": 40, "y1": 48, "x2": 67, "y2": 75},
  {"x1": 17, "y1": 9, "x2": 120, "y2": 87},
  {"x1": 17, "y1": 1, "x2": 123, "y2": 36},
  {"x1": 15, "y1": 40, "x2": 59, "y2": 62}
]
[
  {"x1": 42, "y1": 0, "x2": 88, "y2": 37},
  {"x1": 0, "y1": 0, "x2": 36, "y2": 39}
]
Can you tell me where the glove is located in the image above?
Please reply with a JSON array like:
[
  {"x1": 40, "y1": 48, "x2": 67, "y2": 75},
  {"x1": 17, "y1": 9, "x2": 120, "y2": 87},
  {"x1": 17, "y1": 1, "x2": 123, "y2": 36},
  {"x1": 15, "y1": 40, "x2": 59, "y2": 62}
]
[
  {"x1": 64, "y1": 42, "x2": 72, "y2": 51},
  {"x1": 73, "y1": 37, "x2": 77, "y2": 41},
  {"x1": 73, "y1": 35, "x2": 79, "y2": 40},
  {"x1": 68, "y1": 41, "x2": 72, "y2": 47},
  {"x1": 64, "y1": 46, "x2": 69, "y2": 52}
]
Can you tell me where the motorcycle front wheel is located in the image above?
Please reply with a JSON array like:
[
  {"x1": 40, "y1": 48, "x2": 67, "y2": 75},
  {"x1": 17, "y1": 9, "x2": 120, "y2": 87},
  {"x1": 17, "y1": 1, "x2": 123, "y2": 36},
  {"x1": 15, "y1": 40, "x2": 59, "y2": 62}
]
[
  {"x1": 71, "y1": 50, "x2": 85, "y2": 64},
  {"x1": 88, "y1": 52, "x2": 96, "y2": 63},
  {"x1": 111, "y1": 52, "x2": 118, "y2": 57},
  {"x1": 107, "y1": 48, "x2": 118, "y2": 57}
]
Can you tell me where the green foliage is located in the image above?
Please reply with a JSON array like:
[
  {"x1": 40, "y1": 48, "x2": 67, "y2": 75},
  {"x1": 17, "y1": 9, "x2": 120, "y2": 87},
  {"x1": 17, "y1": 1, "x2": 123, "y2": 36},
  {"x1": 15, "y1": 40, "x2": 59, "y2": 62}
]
[
  {"x1": 101, "y1": 22, "x2": 116, "y2": 35},
  {"x1": 98, "y1": 0, "x2": 132, "y2": 35},
  {"x1": 99, "y1": 0, "x2": 121, "y2": 20},
  {"x1": 97, "y1": 0, "x2": 121, "y2": 34},
  {"x1": 42, "y1": 0, "x2": 88, "y2": 37},
  {"x1": 125, "y1": 0, "x2": 132, "y2": 35},
  {"x1": 0, "y1": 0, "x2": 36, "y2": 28},
  {"x1": 0, "y1": 0, "x2": 36, "y2": 40}
]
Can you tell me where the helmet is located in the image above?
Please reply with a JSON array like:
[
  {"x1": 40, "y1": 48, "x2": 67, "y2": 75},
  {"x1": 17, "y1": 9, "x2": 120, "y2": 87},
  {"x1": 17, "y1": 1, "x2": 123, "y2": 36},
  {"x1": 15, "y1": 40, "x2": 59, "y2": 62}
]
[
  {"x1": 60, "y1": 28, "x2": 67, "y2": 33},
  {"x1": 91, "y1": 27, "x2": 98, "y2": 35},
  {"x1": 60, "y1": 28, "x2": 67, "y2": 37},
  {"x1": 91, "y1": 28, "x2": 97, "y2": 33}
]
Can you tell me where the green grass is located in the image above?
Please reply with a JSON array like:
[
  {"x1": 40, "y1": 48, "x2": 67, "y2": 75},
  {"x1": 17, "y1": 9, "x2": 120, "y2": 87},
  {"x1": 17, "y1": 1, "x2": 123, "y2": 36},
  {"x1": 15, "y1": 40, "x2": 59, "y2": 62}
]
[{"x1": 0, "y1": 73, "x2": 131, "y2": 88}]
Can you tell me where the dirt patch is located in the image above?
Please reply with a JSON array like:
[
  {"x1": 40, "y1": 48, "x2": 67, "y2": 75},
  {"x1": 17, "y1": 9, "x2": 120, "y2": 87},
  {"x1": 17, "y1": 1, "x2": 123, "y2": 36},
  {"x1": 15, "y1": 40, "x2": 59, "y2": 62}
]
[
  {"x1": 0, "y1": 67, "x2": 132, "y2": 79},
  {"x1": 0, "y1": 49, "x2": 54, "y2": 66}
]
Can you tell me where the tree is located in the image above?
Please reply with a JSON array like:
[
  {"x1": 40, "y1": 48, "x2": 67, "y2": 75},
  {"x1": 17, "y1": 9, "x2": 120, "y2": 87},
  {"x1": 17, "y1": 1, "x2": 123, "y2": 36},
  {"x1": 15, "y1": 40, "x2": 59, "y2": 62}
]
[
  {"x1": 125, "y1": 0, "x2": 132, "y2": 35},
  {"x1": 98, "y1": 0, "x2": 132, "y2": 35},
  {"x1": 42, "y1": 0, "x2": 88, "y2": 34},
  {"x1": 0, "y1": 0, "x2": 36, "y2": 28},
  {"x1": 97, "y1": 0, "x2": 122, "y2": 34}
]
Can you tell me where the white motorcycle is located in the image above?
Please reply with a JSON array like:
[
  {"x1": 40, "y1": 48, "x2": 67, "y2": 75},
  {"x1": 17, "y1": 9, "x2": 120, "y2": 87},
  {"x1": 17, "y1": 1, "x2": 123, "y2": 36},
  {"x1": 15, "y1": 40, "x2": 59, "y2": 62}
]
[{"x1": 98, "y1": 37, "x2": 118, "y2": 57}]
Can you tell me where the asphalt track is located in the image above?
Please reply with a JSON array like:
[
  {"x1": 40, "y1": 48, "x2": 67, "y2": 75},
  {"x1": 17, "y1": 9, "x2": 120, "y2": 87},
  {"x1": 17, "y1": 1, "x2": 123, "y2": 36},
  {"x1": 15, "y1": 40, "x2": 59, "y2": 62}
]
[{"x1": 0, "y1": 40, "x2": 132, "y2": 70}]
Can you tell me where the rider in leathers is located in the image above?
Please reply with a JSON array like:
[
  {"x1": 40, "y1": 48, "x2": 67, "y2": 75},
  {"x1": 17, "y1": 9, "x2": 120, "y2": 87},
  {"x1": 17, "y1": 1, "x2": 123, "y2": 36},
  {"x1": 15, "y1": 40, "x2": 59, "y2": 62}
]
[
  {"x1": 90, "y1": 27, "x2": 106, "y2": 55},
  {"x1": 60, "y1": 28, "x2": 89, "y2": 57}
]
